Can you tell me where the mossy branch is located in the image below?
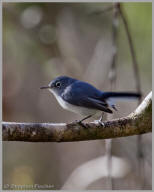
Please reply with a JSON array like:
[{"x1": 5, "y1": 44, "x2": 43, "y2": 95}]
[{"x1": 2, "y1": 92, "x2": 152, "y2": 142}]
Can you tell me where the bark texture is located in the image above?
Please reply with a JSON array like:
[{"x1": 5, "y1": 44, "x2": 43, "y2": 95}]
[{"x1": 2, "y1": 92, "x2": 152, "y2": 142}]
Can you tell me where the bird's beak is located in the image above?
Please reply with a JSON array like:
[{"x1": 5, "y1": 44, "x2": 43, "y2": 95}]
[{"x1": 40, "y1": 85, "x2": 50, "y2": 89}]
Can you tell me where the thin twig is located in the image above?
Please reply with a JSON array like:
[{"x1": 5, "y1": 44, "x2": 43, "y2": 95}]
[
  {"x1": 118, "y1": 3, "x2": 144, "y2": 188},
  {"x1": 118, "y1": 4, "x2": 141, "y2": 93},
  {"x1": 106, "y1": 3, "x2": 119, "y2": 189}
]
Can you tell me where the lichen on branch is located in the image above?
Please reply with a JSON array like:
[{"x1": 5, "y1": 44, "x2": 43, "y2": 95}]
[{"x1": 2, "y1": 92, "x2": 152, "y2": 142}]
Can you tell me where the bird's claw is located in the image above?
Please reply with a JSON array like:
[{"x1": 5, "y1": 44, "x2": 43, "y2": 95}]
[
  {"x1": 72, "y1": 120, "x2": 87, "y2": 128},
  {"x1": 94, "y1": 119, "x2": 105, "y2": 127}
]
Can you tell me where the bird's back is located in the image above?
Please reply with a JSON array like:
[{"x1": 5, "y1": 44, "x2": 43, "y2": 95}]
[{"x1": 70, "y1": 80, "x2": 102, "y2": 98}]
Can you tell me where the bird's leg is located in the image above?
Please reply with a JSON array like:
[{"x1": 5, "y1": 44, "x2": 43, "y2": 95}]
[
  {"x1": 72, "y1": 115, "x2": 92, "y2": 128},
  {"x1": 79, "y1": 115, "x2": 92, "y2": 123},
  {"x1": 99, "y1": 114, "x2": 103, "y2": 122},
  {"x1": 96, "y1": 112, "x2": 105, "y2": 126},
  {"x1": 78, "y1": 115, "x2": 92, "y2": 128}
]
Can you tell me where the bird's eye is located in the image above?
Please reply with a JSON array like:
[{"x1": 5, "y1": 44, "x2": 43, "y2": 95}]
[{"x1": 55, "y1": 81, "x2": 61, "y2": 88}]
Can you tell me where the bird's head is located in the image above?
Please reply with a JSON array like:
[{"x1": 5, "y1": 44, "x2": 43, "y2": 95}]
[{"x1": 40, "y1": 76, "x2": 76, "y2": 95}]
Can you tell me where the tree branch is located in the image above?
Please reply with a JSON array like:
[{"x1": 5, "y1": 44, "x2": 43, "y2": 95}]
[{"x1": 2, "y1": 92, "x2": 152, "y2": 142}]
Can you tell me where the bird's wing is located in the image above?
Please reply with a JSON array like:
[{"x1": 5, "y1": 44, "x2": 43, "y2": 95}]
[
  {"x1": 80, "y1": 97, "x2": 113, "y2": 113},
  {"x1": 62, "y1": 82, "x2": 113, "y2": 113}
]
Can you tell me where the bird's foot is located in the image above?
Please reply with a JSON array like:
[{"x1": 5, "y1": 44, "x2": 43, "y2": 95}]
[
  {"x1": 70, "y1": 119, "x2": 87, "y2": 128},
  {"x1": 71, "y1": 115, "x2": 92, "y2": 128},
  {"x1": 77, "y1": 120, "x2": 87, "y2": 128},
  {"x1": 94, "y1": 119, "x2": 105, "y2": 127}
]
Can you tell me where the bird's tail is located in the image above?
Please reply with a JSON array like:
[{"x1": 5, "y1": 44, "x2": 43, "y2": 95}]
[
  {"x1": 102, "y1": 92, "x2": 141, "y2": 100},
  {"x1": 102, "y1": 92, "x2": 141, "y2": 110}
]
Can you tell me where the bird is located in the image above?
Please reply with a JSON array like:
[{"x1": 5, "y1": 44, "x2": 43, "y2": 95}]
[{"x1": 40, "y1": 76, "x2": 141, "y2": 123}]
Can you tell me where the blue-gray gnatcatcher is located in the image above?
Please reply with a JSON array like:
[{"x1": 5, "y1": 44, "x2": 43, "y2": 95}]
[{"x1": 40, "y1": 76, "x2": 141, "y2": 123}]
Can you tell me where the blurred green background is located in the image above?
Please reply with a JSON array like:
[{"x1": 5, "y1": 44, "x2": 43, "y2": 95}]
[{"x1": 3, "y1": 2, "x2": 152, "y2": 190}]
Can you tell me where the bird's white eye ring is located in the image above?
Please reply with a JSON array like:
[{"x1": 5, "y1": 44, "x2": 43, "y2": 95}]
[{"x1": 55, "y1": 81, "x2": 61, "y2": 88}]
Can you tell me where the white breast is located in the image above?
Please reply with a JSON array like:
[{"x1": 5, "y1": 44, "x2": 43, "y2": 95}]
[{"x1": 49, "y1": 89, "x2": 98, "y2": 116}]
